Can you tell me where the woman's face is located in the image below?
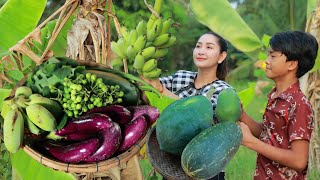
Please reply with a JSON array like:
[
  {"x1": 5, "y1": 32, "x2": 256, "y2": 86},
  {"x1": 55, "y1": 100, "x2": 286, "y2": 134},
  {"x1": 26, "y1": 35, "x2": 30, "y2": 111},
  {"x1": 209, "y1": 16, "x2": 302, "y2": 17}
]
[{"x1": 193, "y1": 34, "x2": 225, "y2": 69}]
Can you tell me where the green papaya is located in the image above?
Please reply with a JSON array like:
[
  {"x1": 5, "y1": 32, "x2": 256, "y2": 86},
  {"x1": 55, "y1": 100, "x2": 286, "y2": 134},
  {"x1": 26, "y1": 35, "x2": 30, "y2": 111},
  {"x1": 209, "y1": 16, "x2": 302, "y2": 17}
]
[{"x1": 215, "y1": 88, "x2": 241, "y2": 123}]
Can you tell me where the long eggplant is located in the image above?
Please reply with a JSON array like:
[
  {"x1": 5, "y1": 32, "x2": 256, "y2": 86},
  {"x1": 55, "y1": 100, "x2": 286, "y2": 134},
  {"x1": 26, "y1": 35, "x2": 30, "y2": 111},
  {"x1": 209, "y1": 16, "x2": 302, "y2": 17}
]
[
  {"x1": 44, "y1": 138, "x2": 100, "y2": 163},
  {"x1": 84, "y1": 105, "x2": 132, "y2": 126},
  {"x1": 56, "y1": 113, "x2": 113, "y2": 136},
  {"x1": 64, "y1": 133, "x2": 96, "y2": 141},
  {"x1": 127, "y1": 105, "x2": 160, "y2": 126},
  {"x1": 84, "y1": 122, "x2": 122, "y2": 162},
  {"x1": 118, "y1": 116, "x2": 148, "y2": 152}
]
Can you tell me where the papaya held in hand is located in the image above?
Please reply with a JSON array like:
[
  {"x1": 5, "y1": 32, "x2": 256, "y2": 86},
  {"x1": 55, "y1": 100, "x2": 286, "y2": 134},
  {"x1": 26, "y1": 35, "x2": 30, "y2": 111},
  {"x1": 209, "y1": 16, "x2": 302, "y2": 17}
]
[{"x1": 215, "y1": 88, "x2": 241, "y2": 123}]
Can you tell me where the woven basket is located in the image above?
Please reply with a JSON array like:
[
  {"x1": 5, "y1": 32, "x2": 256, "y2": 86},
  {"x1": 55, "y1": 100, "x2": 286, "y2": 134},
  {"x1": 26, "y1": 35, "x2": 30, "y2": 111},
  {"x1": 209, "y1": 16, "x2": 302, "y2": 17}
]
[
  {"x1": 146, "y1": 127, "x2": 195, "y2": 180},
  {"x1": 16, "y1": 60, "x2": 149, "y2": 176}
]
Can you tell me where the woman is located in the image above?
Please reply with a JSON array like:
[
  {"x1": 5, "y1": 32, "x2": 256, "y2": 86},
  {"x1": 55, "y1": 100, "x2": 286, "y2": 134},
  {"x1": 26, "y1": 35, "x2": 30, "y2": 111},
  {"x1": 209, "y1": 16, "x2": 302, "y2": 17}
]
[
  {"x1": 146, "y1": 32, "x2": 233, "y2": 180},
  {"x1": 148, "y1": 31, "x2": 232, "y2": 124}
]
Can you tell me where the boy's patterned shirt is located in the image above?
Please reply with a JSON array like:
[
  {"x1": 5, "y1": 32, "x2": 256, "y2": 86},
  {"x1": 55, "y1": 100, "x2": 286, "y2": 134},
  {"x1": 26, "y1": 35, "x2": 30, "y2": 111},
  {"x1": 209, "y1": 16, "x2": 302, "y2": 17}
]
[
  {"x1": 254, "y1": 81, "x2": 314, "y2": 180},
  {"x1": 159, "y1": 70, "x2": 232, "y2": 123}
]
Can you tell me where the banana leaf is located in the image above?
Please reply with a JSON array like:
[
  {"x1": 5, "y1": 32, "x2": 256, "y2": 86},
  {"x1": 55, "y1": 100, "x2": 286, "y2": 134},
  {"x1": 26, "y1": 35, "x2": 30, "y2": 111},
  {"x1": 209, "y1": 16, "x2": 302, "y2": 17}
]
[
  {"x1": 190, "y1": 0, "x2": 263, "y2": 55},
  {"x1": 11, "y1": 150, "x2": 76, "y2": 180},
  {"x1": 0, "y1": 0, "x2": 47, "y2": 50}
]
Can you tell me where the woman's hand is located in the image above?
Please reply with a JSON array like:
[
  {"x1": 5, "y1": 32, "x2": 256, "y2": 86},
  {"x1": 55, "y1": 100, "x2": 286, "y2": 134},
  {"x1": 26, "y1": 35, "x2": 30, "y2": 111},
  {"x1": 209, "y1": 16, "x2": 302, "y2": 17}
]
[{"x1": 140, "y1": 76, "x2": 163, "y2": 92}]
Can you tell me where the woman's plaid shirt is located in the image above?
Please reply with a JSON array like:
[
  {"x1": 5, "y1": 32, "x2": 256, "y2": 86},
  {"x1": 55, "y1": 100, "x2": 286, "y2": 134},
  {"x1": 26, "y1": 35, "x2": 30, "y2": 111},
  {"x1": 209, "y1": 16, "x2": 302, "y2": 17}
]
[{"x1": 160, "y1": 70, "x2": 232, "y2": 123}]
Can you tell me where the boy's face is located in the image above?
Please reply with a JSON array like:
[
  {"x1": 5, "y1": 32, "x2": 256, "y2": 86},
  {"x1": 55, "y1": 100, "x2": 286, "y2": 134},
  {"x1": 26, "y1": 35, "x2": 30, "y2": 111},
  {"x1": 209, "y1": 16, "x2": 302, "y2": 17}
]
[{"x1": 265, "y1": 49, "x2": 297, "y2": 80}]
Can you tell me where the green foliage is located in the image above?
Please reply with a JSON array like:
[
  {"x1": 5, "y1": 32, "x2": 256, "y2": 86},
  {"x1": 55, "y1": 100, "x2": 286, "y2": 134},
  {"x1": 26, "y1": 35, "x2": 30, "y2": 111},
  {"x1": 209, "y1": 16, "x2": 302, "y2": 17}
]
[{"x1": 0, "y1": 0, "x2": 47, "y2": 50}]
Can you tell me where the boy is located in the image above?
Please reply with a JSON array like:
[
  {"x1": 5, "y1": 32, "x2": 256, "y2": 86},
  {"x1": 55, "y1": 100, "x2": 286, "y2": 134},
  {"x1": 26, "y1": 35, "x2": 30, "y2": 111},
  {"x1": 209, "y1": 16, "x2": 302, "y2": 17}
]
[{"x1": 239, "y1": 31, "x2": 318, "y2": 179}]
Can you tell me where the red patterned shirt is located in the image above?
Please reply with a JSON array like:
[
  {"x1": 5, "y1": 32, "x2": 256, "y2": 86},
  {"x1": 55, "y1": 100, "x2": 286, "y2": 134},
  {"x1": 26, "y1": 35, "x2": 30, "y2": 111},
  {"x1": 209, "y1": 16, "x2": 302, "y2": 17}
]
[{"x1": 254, "y1": 81, "x2": 314, "y2": 180}]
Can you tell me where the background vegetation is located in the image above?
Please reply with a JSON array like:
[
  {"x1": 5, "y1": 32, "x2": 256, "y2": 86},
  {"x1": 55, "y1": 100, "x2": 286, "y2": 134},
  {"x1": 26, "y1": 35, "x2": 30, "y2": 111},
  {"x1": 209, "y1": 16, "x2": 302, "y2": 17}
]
[{"x1": 0, "y1": 0, "x2": 319, "y2": 179}]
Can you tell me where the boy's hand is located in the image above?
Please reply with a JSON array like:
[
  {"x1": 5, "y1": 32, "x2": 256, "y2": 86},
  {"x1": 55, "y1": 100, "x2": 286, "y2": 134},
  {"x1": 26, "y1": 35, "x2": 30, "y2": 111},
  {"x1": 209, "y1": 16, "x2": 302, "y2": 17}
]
[{"x1": 238, "y1": 121, "x2": 255, "y2": 147}]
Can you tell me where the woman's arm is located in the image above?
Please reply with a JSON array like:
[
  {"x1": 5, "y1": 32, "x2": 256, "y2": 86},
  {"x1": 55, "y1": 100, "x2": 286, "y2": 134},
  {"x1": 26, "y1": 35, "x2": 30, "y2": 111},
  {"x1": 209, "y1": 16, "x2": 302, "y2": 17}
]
[
  {"x1": 142, "y1": 77, "x2": 180, "y2": 100},
  {"x1": 239, "y1": 122, "x2": 309, "y2": 172}
]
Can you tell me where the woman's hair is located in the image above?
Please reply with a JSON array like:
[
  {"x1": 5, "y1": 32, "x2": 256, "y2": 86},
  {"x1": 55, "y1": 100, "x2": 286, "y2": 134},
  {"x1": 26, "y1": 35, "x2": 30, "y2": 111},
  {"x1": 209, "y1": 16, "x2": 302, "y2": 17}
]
[{"x1": 204, "y1": 32, "x2": 229, "y2": 80}]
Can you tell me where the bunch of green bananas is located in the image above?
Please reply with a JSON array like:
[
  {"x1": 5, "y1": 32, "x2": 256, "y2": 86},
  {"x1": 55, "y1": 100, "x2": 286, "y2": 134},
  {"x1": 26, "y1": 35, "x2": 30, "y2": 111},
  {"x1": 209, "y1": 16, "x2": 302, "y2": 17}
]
[
  {"x1": 111, "y1": 17, "x2": 176, "y2": 80},
  {"x1": 1, "y1": 86, "x2": 62, "y2": 153}
]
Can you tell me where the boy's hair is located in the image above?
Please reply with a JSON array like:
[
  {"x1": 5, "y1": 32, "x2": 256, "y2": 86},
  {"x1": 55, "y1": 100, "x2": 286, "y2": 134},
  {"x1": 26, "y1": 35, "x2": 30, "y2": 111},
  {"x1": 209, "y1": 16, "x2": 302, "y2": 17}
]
[
  {"x1": 205, "y1": 31, "x2": 228, "y2": 80},
  {"x1": 269, "y1": 31, "x2": 318, "y2": 78}
]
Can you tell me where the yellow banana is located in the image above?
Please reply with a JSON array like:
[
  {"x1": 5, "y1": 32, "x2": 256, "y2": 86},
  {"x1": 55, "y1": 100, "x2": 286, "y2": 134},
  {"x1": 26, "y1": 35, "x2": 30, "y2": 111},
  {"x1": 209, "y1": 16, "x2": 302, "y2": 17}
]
[
  {"x1": 15, "y1": 86, "x2": 32, "y2": 98},
  {"x1": 147, "y1": 15, "x2": 156, "y2": 33},
  {"x1": 111, "y1": 41, "x2": 126, "y2": 59},
  {"x1": 152, "y1": 33, "x2": 171, "y2": 47},
  {"x1": 142, "y1": 59, "x2": 158, "y2": 73},
  {"x1": 3, "y1": 108, "x2": 24, "y2": 153},
  {"x1": 143, "y1": 68, "x2": 162, "y2": 80},
  {"x1": 147, "y1": 25, "x2": 157, "y2": 42},
  {"x1": 152, "y1": 48, "x2": 169, "y2": 59},
  {"x1": 26, "y1": 104, "x2": 57, "y2": 131},
  {"x1": 136, "y1": 20, "x2": 147, "y2": 36},
  {"x1": 126, "y1": 45, "x2": 137, "y2": 62},
  {"x1": 133, "y1": 35, "x2": 147, "y2": 52},
  {"x1": 133, "y1": 54, "x2": 145, "y2": 70},
  {"x1": 160, "y1": 18, "x2": 173, "y2": 35},
  {"x1": 159, "y1": 35, "x2": 176, "y2": 48},
  {"x1": 28, "y1": 96, "x2": 63, "y2": 120},
  {"x1": 128, "y1": 29, "x2": 138, "y2": 46},
  {"x1": 141, "y1": 46, "x2": 156, "y2": 59}
]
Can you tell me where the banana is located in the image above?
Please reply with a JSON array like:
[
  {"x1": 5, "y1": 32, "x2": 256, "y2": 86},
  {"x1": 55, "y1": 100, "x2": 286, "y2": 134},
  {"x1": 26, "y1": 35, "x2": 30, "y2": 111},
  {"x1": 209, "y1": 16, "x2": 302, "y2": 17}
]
[
  {"x1": 29, "y1": 93, "x2": 42, "y2": 100},
  {"x1": 147, "y1": 15, "x2": 156, "y2": 33},
  {"x1": 142, "y1": 59, "x2": 158, "y2": 73},
  {"x1": 160, "y1": 18, "x2": 172, "y2": 35},
  {"x1": 1, "y1": 99, "x2": 13, "y2": 118},
  {"x1": 120, "y1": 26, "x2": 129, "y2": 41},
  {"x1": 26, "y1": 104, "x2": 57, "y2": 131},
  {"x1": 136, "y1": 20, "x2": 147, "y2": 36},
  {"x1": 159, "y1": 35, "x2": 176, "y2": 48},
  {"x1": 153, "y1": 18, "x2": 163, "y2": 36},
  {"x1": 152, "y1": 48, "x2": 169, "y2": 59},
  {"x1": 147, "y1": 25, "x2": 157, "y2": 42},
  {"x1": 111, "y1": 41, "x2": 126, "y2": 59},
  {"x1": 111, "y1": 57, "x2": 124, "y2": 71},
  {"x1": 143, "y1": 68, "x2": 162, "y2": 80},
  {"x1": 117, "y1": 37, "x2": 129, "y2": 55},
  {"x1": 128, "y1": 29, "x2": 138, "y2": 46},
  {"x1": 15, "y1": 95, "x2": 29, "y2": 109},
  {"x1": 133, "y1": 54, "x2": 145, "y2": 70},
  {"x1": 152, "y1": 33, "x2": 171, "y2": 47},
  {"x1": 133, "y1": 35, "x2": 147, "y2": 53},
  {"x1": 15, "y1": 86, "x2": 32, "y2": 98},
  {"x1": 3, "y1": 109, "x2": 24, "y2": 153},
  {"x1": 126, "y1": 45, "x2": 137, "y2": 62},
  {"x1": 28, "y1": 96, "x2": 63, "y2": 120},
  {"x1": 21, "y1": 109, "x2": 40, "y2": 135},
  {"x1": 141, "y1": 46, "x2": 156, "y2": 59}
]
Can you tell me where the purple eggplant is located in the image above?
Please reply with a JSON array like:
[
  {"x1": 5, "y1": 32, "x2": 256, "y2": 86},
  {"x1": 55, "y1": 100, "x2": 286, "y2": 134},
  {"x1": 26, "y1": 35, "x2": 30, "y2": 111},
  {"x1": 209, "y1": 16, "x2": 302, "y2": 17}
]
[
  {"x1": 56, "y1": 113, "x2": 113, "y2": 136},
  {"x1": 118, "y1": 116, "x2": 148, "y2": 152},
  {"x1": 84, "y1": 105, "x2": 132, "y2": 126},
  {"x1": 84, "y1": 122, "x2": 122, "y2": 162},
  {"x1": 44, "y1": 138, "x2": 100, "y2": 163},
  {"x1": 64, "y1": 133, "x2": 96, "y2": 141},
  {"x1": 127, "y1": 105, "x2": 160, "y2": 126}
]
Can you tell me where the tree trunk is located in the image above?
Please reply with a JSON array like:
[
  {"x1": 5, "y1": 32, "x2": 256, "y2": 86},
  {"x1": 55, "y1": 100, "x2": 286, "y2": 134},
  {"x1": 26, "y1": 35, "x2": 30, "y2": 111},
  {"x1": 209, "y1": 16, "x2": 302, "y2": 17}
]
[{"x1": 302, "y1": 1, "x2": 320, "y2": 173}]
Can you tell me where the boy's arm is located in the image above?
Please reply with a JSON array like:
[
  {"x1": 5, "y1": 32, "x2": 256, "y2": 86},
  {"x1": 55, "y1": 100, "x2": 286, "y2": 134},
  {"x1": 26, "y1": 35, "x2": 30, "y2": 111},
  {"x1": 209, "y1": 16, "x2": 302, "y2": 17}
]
[
  {"x1": 239, "y1": 122, "x2": 309, "y2": 172},
  {"x1": 239, "y1": 110, "x2": 263, "y2": 138}
]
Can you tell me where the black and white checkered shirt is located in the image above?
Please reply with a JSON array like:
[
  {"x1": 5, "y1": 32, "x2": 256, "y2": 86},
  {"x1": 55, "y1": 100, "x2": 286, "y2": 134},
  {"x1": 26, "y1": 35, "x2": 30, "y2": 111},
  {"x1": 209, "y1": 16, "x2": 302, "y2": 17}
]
[{"x1": 160, "y1": 70, "x2": 233, "y2": 123}]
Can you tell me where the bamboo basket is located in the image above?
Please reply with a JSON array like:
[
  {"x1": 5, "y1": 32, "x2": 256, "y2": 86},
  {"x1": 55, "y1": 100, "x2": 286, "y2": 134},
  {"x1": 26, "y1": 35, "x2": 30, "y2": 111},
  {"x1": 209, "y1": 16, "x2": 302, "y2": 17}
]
[
  {"x1": 146, "y1": 127, "x2": 194, "y2": 180},
  {"x1": 11, "y1": 60, "x2": 149, "y2": 179}
]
